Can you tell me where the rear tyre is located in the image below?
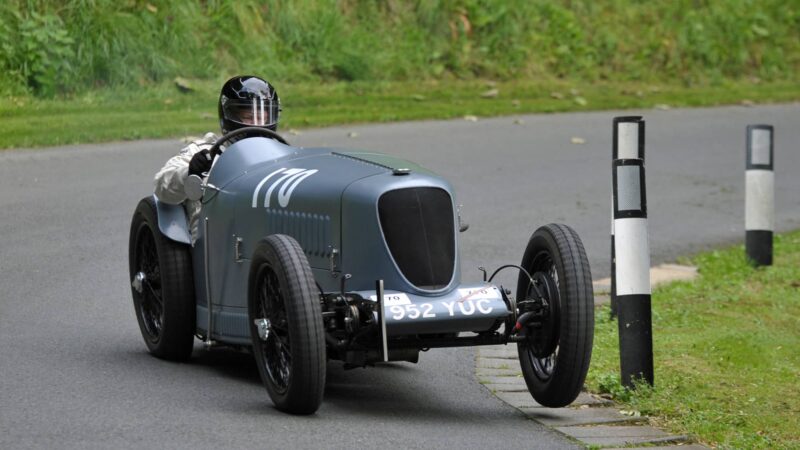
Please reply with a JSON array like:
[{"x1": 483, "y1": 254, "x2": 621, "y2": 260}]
[
  {"x1": 248, "y1": 235, "x2": 326, "y2": 414},
  {"x1": 128, "y1": 197, "x2": 196, "y2": 361},
  {"x1": 516, "y1": 224, "x2": 594, "y2": 407}
]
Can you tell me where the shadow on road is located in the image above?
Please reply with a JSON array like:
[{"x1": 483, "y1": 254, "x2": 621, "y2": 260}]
[
  {"x1": 190, "y1": 347, "x2": 261, "y2": 385},
  {"x1": 175, "y1": 346, "x2": 498, "y2": 421}
]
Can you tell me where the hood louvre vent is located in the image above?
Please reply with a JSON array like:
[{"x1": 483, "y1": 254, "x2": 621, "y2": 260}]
[
  {"x1": 332, "y1": 152, "x2": 393, "y2": 170},
  {"x1": 378, "y1": 188, "x2": 455, "y2": 290}
]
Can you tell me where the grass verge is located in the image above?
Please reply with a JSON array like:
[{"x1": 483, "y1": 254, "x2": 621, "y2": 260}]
[
  {"x1": 2, "y1": 78, "x2": 799, "y2": 149},
  {"x1": 587, "y1": 231, "x2": 800, "y2": 449}
]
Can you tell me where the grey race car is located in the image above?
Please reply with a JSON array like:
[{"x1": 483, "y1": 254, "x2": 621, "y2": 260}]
[{"x1": 128, "y1": 127, "x2": 594, "y2": 415}]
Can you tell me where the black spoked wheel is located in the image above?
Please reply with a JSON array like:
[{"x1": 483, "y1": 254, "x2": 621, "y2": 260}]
[
  {"x1": 516, "y1": 223, "x2": 594, "y2": 407},
  {"x1": 134, "y1": 227, "x2": 163, "y2": 340},
  {"x1": 128, "y1": 197, "x2": 195, "y2": 361},
  {"x1": 248, "y1": 235, "x2": 325, "y2": 415},
  {"x1": 255, "y1": 264, "x2": 292, "y2": 393}
]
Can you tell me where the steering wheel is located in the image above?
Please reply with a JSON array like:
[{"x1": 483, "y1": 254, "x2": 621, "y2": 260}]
[{"x1": 209, "y1": 126, "x2": 290, "y2": 157}]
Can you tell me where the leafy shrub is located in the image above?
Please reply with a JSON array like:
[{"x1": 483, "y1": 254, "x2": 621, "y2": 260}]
[
  {"x1": 0, "y1": 0, "x2": 797, "y2": 96},
  {"x1": 0, "y1": 8, "x2": 75, "y2": 96}
]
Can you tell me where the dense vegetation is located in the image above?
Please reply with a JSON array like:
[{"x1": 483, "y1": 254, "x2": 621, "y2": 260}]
[{"x1": 1, "y1": 0, "x2": 798, "y2": 97}]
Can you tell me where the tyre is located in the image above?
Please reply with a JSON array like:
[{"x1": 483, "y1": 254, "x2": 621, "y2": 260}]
[
  {"x1": 128, "y1": 197, "x2": 196, "y2": 361},
  {"x1": 516, "y1": 223, "x2": 594, "y2": 407},
  {"x1": 248, "y1": 234, "x2": 326, "y2": 414}
]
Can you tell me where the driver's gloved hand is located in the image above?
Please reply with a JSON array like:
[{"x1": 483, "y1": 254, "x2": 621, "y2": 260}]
[{"x1": 188, "y1": 149, "x2": 213, "y2": 176}]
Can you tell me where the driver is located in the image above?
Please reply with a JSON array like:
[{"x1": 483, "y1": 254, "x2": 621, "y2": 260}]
[{"x1": 153, "y1": 75, "x2": 281, "y2": 243}]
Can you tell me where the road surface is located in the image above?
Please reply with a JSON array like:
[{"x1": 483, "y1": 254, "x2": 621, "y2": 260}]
[{"x1": 1, "y1": 103, "x2": 798, "y2": 448}]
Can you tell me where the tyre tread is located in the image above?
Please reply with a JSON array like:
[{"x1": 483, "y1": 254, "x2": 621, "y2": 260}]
[
  {"x1": 128, "y1": 196, "x2": 195, "y2": 361},
  {"x1": 249, "y1": 234, "x2": 325, "y2": 415},
  {"x1": 517, "y1": 223, "x2": 594, "y2": 407}
]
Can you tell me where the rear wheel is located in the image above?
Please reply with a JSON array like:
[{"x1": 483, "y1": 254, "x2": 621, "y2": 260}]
[
  {"x1": 516, "y1": 224, "x2": 594, "y2": 407},
  {"x1": 128, "y1": 197, "x2": 195, "y2": 361},
  {"x1": 248, "y1": 235, "x2": 325, "y2": 414}
]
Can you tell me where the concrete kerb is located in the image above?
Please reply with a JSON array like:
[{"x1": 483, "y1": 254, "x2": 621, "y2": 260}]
[{"x1": 476, "y1": 264, "x2": 707, "y2": 449}]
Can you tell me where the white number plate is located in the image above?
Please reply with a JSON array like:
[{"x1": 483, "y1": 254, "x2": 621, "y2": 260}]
[
  {"x1": 368, "y1": 286, "x2": 504, "y2": 322},
  {"x1": 385, "y1": 298, "x2": 499, "y2": 321}
]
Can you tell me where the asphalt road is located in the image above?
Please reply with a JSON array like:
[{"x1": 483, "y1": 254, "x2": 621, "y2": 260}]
[{"x1": 2, "y1": 103, "x2": 799, "y2": 449}]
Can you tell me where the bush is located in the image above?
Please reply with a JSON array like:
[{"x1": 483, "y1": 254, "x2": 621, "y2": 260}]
[
  {"x1": 0, "y1": 0, "x2": 797, "y2": 96},
  {"x1": 0, "y1": 7, "x2": 75, "y2": 96}
]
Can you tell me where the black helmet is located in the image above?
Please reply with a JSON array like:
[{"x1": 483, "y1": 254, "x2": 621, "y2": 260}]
[{"x1": 218, "y1": 75, "x2": 280, "y2": 134}]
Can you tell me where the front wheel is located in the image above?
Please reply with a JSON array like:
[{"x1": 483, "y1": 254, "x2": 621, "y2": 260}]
[
  {"x1": 516, "y1": 224, "x2": 594, "y2": 407},
  {"x1": 248, "y1": 235, "x2": 326, "y2": 414}
]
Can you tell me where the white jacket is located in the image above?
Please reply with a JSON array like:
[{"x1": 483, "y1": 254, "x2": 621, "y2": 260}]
[{"x1": 153, "y1": 132, "x2": 219, "y2": 244}]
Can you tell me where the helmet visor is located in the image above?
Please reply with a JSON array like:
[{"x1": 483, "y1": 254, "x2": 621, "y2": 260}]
[{"x1": 221, "y1": 97, "x2": 279, "y2": 127}]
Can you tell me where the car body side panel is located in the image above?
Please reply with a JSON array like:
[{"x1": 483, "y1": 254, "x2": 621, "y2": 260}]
[
  {"x1": 194, "y1": 142, "x2": 390, "y2": 341},
  {"x1": 191, "y1": 139, "x2": 467, "y2": 343}
]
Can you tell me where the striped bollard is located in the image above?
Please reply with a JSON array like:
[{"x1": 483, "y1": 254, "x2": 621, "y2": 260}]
[
  {"x1": 745, "y1": 125, "x2": 774, "y2": 266},
  {"x1": 612, "y1": 116, "x2": 654, "y2": 388}
]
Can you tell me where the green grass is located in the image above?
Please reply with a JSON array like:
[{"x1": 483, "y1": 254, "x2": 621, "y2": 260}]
[
  {"x1": 2, "y1": 77, "x2": 799, "y2": 149},
  {"x1": 2, "y1": 1, "x2": 798, "y2": 96},
  {"x1": 2, "y1": 1, "x2": 798, "y2": 148},
  {"x1": 587, "y1": 231, "x2": 800, "y2": 449}
]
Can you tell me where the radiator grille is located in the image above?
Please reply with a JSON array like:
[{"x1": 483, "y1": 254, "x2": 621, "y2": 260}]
[{"x1": 378, "y1": 188, "x2": 455, "y2": 290}]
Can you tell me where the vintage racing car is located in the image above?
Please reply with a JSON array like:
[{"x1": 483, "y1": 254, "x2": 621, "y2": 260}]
[{"x1": 128, "y1": 127, "x2": 594, "y2": 414}]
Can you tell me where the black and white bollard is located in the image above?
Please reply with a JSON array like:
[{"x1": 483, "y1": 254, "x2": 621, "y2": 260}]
[
  {"x1": 612, "y1": 116, "x2": 654, "y2": 388},
  {"x1": 745, "y1": 125, "x2": 774, "y2": 267}
]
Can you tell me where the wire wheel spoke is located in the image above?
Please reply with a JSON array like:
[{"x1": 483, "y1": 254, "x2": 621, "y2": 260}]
[
  {"x1": 136, "y1": 226, "x2": 164, "y2": 340},
  {"x1": 529, "y1": 345, "x2": 559, "y2": 379},
  {"x1": 257, "y1": 265, "x2": 292, "y2": 392},
  {"x1": 526, "y1": 251, "x2": 560, "y2": 381}
]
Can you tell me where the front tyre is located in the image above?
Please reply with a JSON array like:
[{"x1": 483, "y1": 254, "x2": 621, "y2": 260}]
[
  {"x1": 128, "y1": 197, "x2": 196, "y2": 361},
  {"x1": 248, "y1": 235, "x2": 326, "y2": 415},
  {"x1": 517, "y1": 224, "x2": 594, "y2": 407}
]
